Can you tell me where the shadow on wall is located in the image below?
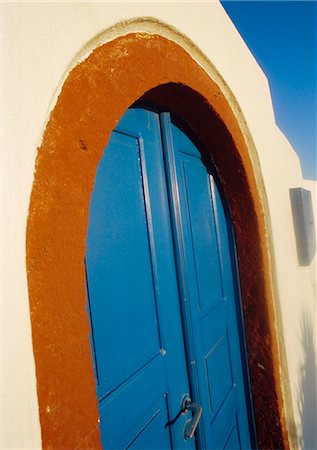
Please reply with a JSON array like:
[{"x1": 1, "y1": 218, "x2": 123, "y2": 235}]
[{"x1": 298, "y1": 310, "x2": 317, "y2": 449}]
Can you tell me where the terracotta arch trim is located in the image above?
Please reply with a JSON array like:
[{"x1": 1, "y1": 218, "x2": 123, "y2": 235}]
[{"x1": 26, "y1": 33, "x2": 288, "y2": 449}]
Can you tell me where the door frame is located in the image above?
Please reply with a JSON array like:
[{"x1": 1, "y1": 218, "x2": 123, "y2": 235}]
[{"x1": 26, "y1": 31, "x2": 292, "y2": 449}]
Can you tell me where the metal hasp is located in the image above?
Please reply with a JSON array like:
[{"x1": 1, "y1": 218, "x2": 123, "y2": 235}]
[
  {"x1": 183, "y1": 398, "x2": 202, "y2": 439},
  {"x1": 290, "y1": 188, "x2": 316, "y2": 266}
]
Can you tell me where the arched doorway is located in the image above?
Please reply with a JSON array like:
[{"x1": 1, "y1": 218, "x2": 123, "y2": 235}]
[
  {"x1": 85, "y1": 106, "x2": 256, "y2": 448},
  {"x1": 26, "y1": 32, "x2": 288, "y2": 449}
]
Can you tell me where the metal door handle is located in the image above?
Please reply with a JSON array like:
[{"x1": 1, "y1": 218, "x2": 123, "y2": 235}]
[{"x1": 183, "y1": 398, "x2": 202, "y2": 439}]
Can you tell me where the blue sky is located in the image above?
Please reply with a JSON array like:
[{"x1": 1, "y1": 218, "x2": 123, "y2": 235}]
[{"x1": 221, "y1": 1, "x2": 317, "y2": 180}]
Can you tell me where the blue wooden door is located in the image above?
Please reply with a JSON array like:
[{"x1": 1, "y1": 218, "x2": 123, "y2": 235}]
[{"x1": 85, "y1": 108, "x2": 254, "y2": 449}]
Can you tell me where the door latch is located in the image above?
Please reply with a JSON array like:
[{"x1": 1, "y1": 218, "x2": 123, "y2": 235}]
[{"x1": 183, "y1": 397, "x2": 202, "y2": 439}]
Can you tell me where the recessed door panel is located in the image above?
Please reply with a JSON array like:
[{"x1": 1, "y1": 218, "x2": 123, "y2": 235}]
[
  {"x1": 86, "y1": 131, "x2": 161, "y2": 396},
  {"x1": 182, "y1": 157, "x2": 225, "y2": 313},
  {"x1": 224, "y1": 420, "x2": 242, "y2": 450},
  {"x1": 86, "y1": 107, "x2": 254, "y2": 449},
  {"x1": 98, "y1": 356, "x2": 170, "y2": 449}
]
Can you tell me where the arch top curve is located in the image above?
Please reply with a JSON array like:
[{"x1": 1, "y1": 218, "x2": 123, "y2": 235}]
[
  {"x1": 27, "y1": 32, "x2": 289, "y2": 450},
  {"x1": 54, "y1": 18, "x2": 266, "y2": 180}
]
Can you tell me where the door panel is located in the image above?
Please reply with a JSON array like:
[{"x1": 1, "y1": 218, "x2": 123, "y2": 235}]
[
  {"x1": 86, "y1": 107, "x2": 254, "y2": 449},
  {"x1": 98, "y1": 357, "x2": 170, "y2": 449},
  {"x1": 223, "y1": 420, "x2": 241, "y2": 450},
  {"x1": 86, "y1": 131, "x2": 161, "y2": 396},
  {"x1": 161, "y1": 113, "x2": 252, "y2": 449},
  {"x1": 181, "y1": 157, "x2": 224, "y2": 313},
  {"x1": 126, "y1": 397, "x2": 171, "y2": 449},
  {"x1": 86, "y1": 109, "x2": 195, "y2": 450}
]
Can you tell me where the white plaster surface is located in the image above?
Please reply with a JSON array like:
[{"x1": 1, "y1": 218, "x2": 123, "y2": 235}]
[{"x1": 1, "y1": 1, "x2": 316, "y2": 448}]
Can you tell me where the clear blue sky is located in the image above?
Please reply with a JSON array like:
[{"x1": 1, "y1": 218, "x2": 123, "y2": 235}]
[{"x1": 221, "y1": 1, "x2": 317, "y2": 180}]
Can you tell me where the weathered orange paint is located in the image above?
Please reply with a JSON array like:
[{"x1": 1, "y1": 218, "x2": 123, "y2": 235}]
[{"x1": 26, "y1": 33, "x2": 289, "y2": 449}]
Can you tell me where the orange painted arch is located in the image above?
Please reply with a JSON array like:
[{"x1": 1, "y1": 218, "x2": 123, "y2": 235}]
[{"x1": 26, "y1": 33, "x2": 289, "y2": 449}]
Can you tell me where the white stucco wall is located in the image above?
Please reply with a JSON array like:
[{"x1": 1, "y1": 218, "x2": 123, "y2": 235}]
[{"x1": 1, "y1": 1, "x2": 316, "y2": 449}]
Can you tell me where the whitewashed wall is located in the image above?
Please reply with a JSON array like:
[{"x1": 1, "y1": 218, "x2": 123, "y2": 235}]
[{"x1": 1, "y1": 1, "x2": 316, "y2": 448}]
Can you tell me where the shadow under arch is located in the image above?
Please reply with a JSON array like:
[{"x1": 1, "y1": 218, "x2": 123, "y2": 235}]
[{"x1": 26, "y1": 32, "x2": 289, "y2": 449}]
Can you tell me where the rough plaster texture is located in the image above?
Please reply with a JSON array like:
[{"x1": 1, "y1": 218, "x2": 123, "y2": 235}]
[{"x1": 1, "y1": 1, "x2": 316, "y2": 449}]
